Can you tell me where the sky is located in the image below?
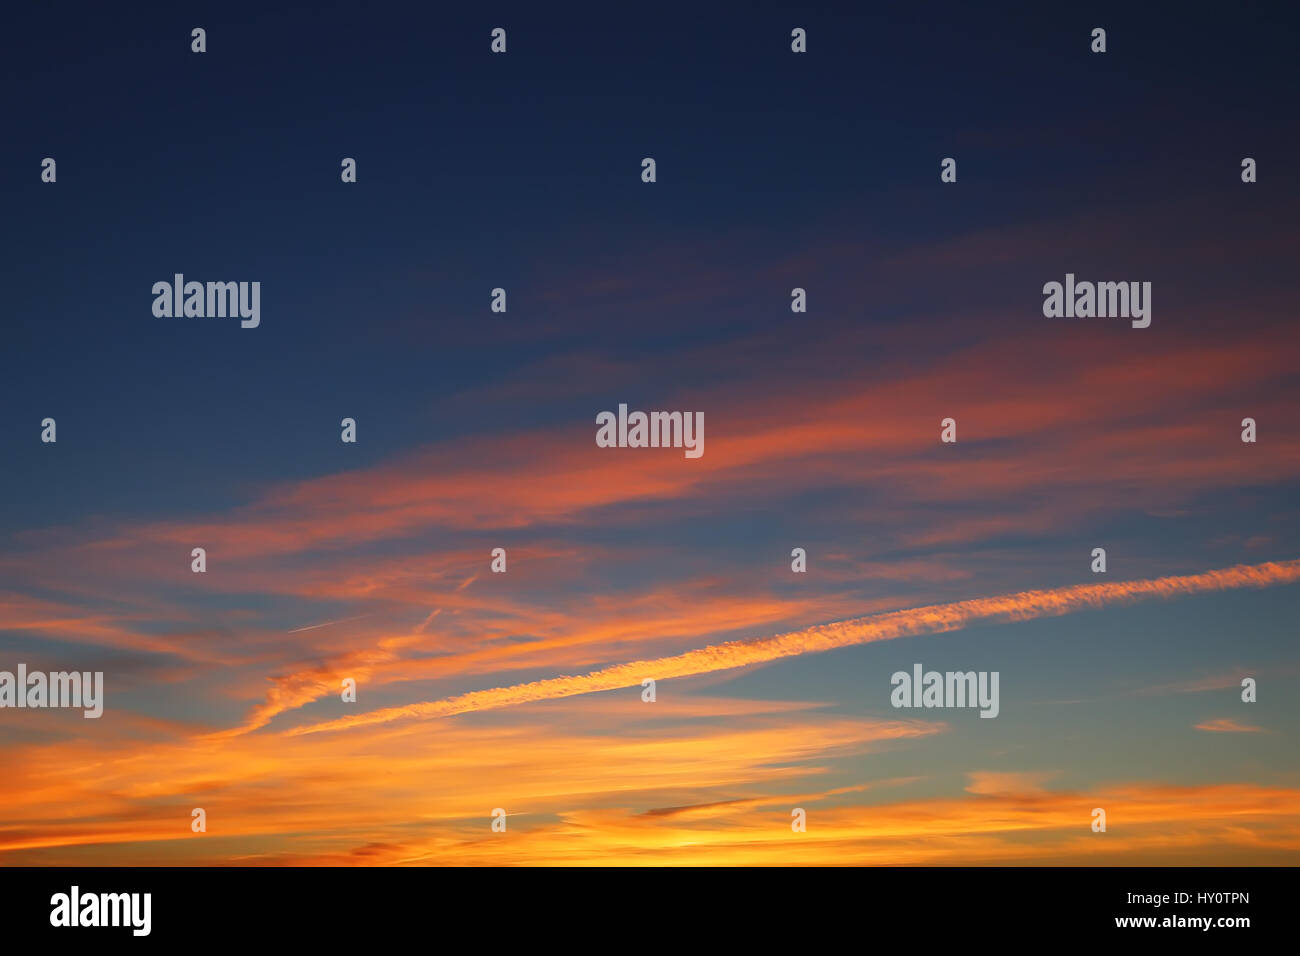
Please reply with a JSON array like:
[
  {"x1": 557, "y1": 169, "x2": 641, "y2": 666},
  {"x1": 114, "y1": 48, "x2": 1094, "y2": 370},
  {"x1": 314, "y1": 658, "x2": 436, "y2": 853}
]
[{"x1": 2, "y1": 1, "x2": 1299, "y2": 865}]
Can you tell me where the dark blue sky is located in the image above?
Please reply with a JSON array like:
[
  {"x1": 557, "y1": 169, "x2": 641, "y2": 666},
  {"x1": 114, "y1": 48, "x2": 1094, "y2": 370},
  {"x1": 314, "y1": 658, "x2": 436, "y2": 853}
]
[{"x1": 6, "y1": 1, "x2": 1297, "y2": 529}]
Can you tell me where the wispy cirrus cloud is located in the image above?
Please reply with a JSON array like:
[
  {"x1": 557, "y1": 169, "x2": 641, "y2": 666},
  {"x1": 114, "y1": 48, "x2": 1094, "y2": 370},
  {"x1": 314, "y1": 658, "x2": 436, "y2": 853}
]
[
  {"x1": 1194, "y1": 718, "x2": 1265, "y2": 734},
  {"x1": 291, "y1": 557, "x2": 1300, "y2": 735}
]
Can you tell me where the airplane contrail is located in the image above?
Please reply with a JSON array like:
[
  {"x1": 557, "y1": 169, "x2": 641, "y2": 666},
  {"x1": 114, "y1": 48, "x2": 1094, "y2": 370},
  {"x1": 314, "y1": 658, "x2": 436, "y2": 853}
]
[
  {"x1": 287, "y1": 557, "x2": 1300, "y2": 735},
  {"x1": 288, "y1": 612, "x2": 379, "y2": 633}
]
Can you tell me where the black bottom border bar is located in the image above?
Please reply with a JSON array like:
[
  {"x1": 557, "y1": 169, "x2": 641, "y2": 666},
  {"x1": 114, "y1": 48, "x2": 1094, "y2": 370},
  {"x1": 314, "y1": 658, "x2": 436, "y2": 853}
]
[{"x1": 0, "y1": 866, "x2": 1284, "y2": 942}]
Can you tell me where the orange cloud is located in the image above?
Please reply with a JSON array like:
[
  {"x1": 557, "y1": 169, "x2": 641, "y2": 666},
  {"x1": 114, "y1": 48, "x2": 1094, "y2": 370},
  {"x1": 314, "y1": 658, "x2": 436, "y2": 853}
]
[
  {"x1": 8, "y1": 686, "x2": 1298, "y2": 866},
  {"x1": 1195, "y1": 718, "x2": 1265, "y2": 734},
  {"x1": 4, "y1": 322, "x2": 1298, "y2": 594},
  {"x1": 964, "y1": 771, "x2": 1059, "y2": 795},
  {"x1": 0, "y1": 707, "x2": 943, "y2": 862},
  {"x1": 292, "y1": 557, "x2": 1300, "y2": 735}
]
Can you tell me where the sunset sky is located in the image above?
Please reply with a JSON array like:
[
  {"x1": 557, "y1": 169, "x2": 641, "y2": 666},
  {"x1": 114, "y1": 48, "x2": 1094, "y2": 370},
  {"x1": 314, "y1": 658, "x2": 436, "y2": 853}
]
[{"x1": 3, "y1": 3, "x2": 1299, "y2": 865}]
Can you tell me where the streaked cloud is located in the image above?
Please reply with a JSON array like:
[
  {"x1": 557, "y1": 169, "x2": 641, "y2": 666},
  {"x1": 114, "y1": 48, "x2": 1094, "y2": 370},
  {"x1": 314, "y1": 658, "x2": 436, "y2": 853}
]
[
  {"x1": 1194, "y1": 718, "x2": 1265, "y2": 734},
  {"x1": 291, "y1": 558, "x2": 1300, "y2": 735}
]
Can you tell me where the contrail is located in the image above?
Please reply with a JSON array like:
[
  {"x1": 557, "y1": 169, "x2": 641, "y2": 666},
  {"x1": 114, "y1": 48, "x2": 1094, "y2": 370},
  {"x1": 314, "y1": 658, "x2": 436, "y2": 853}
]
[
  {"x1": 287, "y1": 558, "x2": 1300, "y2": 735},
  {"x1": 288, "y1": 612, "x2": 378, "y2": 634}
]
